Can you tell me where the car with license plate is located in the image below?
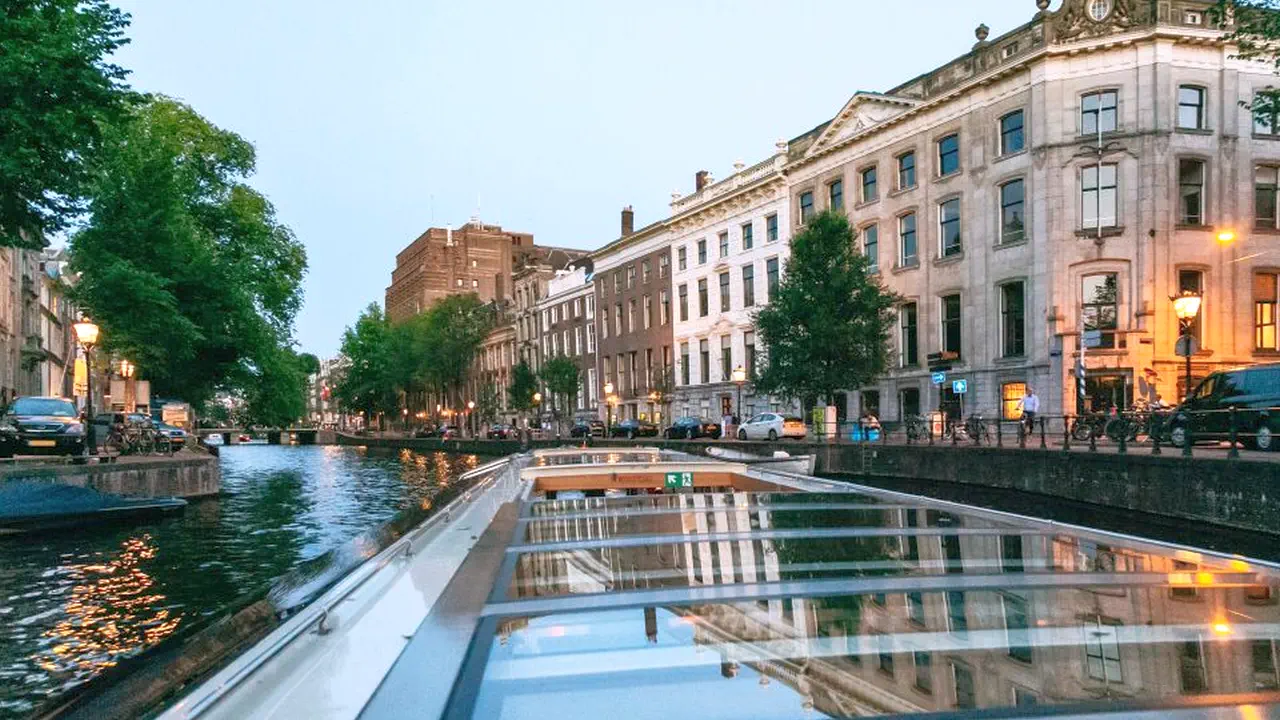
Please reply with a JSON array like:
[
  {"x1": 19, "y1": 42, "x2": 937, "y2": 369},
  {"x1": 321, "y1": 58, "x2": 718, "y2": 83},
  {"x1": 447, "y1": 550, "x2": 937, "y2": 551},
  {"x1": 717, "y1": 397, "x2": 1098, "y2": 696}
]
[
  {"x1": 664, "y1": 416, "x2": 721, "y2": 440},
  {"x1": 1168, "y1": 363, "x2": 1280, "y2": 450},
  {"x1": 611, "y1": 418, "x2": 658, "y2": 439},
  {"x1": 157, "y1": 422, "x2": 188, "y2": 449},
  {"x1": 570, "y1": 419, "x2": 605, "y2": 438},
  {"x1": 737, "y1": 412, "x2": 807, "y2": 441},
  {"x1": 0, "y1": 396, "x2": 86, "y2": 458},
  {"x1": 486, "y1": 423, "x2": 516, "y2": 440}
]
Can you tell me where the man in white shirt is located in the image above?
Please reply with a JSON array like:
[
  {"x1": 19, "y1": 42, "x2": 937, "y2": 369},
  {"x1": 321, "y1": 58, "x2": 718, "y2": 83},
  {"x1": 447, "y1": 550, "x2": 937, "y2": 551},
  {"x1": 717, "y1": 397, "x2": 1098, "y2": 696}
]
[{"x1": 1018, "y1": 387, "x2": 1040, "y2": 434}]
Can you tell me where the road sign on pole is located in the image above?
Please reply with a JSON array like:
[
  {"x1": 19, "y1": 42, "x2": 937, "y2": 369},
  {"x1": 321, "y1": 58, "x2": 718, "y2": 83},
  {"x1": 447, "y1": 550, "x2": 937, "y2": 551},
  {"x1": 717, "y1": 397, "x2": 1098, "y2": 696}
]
[
  {"x1": 931, "y1": 372, "x2": 946, "y2": 385},
  {"x1": 952, "y1": 379, "x2": 968, "y2": 394}
]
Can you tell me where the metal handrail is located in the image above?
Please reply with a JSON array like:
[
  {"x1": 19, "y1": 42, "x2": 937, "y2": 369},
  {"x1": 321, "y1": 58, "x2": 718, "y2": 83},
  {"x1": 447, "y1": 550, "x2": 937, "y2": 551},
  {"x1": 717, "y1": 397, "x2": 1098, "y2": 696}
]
[{"x1": 176, "y1": 456, "x2": 518, "y2": 718}]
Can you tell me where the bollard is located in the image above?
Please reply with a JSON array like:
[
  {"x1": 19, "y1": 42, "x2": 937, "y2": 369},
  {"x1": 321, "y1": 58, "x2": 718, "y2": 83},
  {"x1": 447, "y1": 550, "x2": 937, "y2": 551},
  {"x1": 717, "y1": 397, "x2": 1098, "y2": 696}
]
[
  {"x1": 1017, "y1": 418, "x2": 1026, "y2": 449},
  {"x1": 1152, "y1": 420, "x2": 1161, "y2": 455},
  {"x1": 1039, "y1": 417, "x2": 1047, "y2": 449},
  {"x1": 906, "y1": 422, "x2": 913, "y2": 445},
  {"x1": 1063, "y1": 416, "x2": 1071, "y2": 452},
  {"x1": 951, "y1": 418, "x2": 958, "y2": 446},
  {"x1": 1228, "y1": 407, "x2": 1240, "y2": 459},
  {"x1": 1089, "y1": 421, "x2": 1097, "y2": 452},
  {"x1": 997, "y1": 418, "x2": 1003, "y2": 448},
  {"x1": 1117, "y1": 420, "x2": 1127, "y2": 454},
  {"x1": 928, "y1": 420, "x2": 934, "y2": 446},
  {"x1": 1182, "y1": 417, "x2": 1193, "y2": 458}
]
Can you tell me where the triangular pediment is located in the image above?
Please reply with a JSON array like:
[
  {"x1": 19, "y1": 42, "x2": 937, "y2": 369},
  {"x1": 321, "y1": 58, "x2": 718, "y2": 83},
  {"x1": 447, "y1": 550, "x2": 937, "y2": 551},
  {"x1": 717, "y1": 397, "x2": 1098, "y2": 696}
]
[{"x1": 805, "y1": 91, "x2": 919, "y2": 157}]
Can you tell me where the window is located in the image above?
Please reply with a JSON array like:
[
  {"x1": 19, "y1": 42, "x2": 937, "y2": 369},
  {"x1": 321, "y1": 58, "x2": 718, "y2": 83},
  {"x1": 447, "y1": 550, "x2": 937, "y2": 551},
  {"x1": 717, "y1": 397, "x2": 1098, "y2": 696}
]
[
  {"x1": 1179, "y1": 269, "x2": 1203, "y2": 343},
  {"x1": 1256, "y1": 272, "x2": 1278, "y2": 350},
  {"x1": 660, "y1": 289, "x2": 669, "y2": 326},
  {"x1": 574, "y1": 326, "x2": 582, "y2": 354},
  {"x1": 1000, "y1": 179, "x2": 1025, "y2": 244},
  {"x1": 947, "y1": 591, "x2": 968, "y2": 633},
  {"x1": 720, "y1": 336, "x2": 731, "y2": 383},
  {"x1": 1254, "y1": 93, "x2": 1279, "y2": 135},
  {"x1": 1001, "y1": 282, "x2": 1025, "y2": 357},
  {"x1": 1081, "y1": 90, "x2": 1118, "y2": 135},
  {"x1": 799, "y1": 191, "x2": 815, "y2": 223},
  {"x1": 1002, "y1": 382, "x2": 1028, "y2": 421},
  {"x1": 697, "y1": 238, "x2": 707, "y2": 264},
  {"x1": 680, "y1": 342, "x2": 690, "y2": 385},
  {"x1": 677, "y1": 246, "x2": 687, "y2": 271},
  {"x1": 744, "y1": 331, "x2": 756, "y2": 379},
  {"x1": 941, "y1": 294, "x2": 962, "y2": 358},
  {"x1": 766, "y1": 214, "x2": 778, "y2": 242},
  {"x1": 1082, "y1": 274, "x2": 1120, "y2": 349},
  {"x1": 1004, "y1": 595, "x2": 1032, "y2": 663},
  {"x1": 899, "y1": 213, "x2": 917, "y2": 266},
  {"x1": 939, "y1": 198, "x2": 961, "y2": 257},
  {"x1": 1256, "y1": 165, "x2": 1279, "y2": 229},
  {"x1": 603, "y1": 356, "x2": 612, "y2": 389},
  {"x1": 1000, "y1": 110, "x2": 1025, "y2": 154},
  {"x1": 863, "y1": 224, "x2": 878, "y2": 271},
  {"x1": 741, "y1": 222, "x2": 753, "y2": 250},
  {"x1": 742, "y1": 264, "x2": 755, "y2": 307},
  {"x1": 907, "y1": 591, "x2": 926, "y2": 625},
  {"x1": 898, "y1": 151, "x2": 916, "y2": 189},
  {"x1": 1084, "y1": 617, "x2": 1123, "y2": 682},
  {"x1": 718, "y1": 231, "x2": 729, "y2": 259},
  {"x1": 1014, "y1": 688, "x2": 1039, "y2": 706},
  {"x1": 643, "y1": 294, "x2": 652, "y2": 329},
  {"x1": 937, "y1": 134, "x2": 960, "y2": 176},
  {"x1": 601, "y1": 308, "x2": 609, "y2": 339},
  {"x1": 626, "y1": 265, "x2": 636, "y2": 289},
  {"x1": 1252, "y1": 640, "x2": 1279, "y2": 690},
  {"x1": 587, "y1": 323, "x2": 596, "y2": 353},
  {"x1": 1179, "y1": 159, "x2": 1205, "y2": 225},
  {"x1": 617, "y1": 302, "x2": 625, "y2": 335},
  {"x1": 697, "y1": 278, "x2": 708, "y2": 317},
  {"x1": 678, "y1": 284, "x2": 689, "y2": 322},
  {"x1": 913, "y1": 652, "x2": 932, "y2": 694},
  {"x1": 829, "y1": 179, "x2": 844, "y2": 212},
  {"x1": 1082, "y1": 164, "x2": 1118, "y2": 229},
  {"x1": 765, "y1": 258, "x2": 779, "y2": 300},
  {"x1": 471, "y1": 278, "x2": 479, "y2": 288},
  {"x1": 1180, "y1": 640, "x2": 1207, "y2": 694},
  {"x1": 699, "y1": 339, "x2": 709, "y2": 385},
  {"x1": 1001, "y1": 534, "x2": 1025, "y2": 571},
  {"x1": 953, "y1": 663, "x2": 976, "y2": 709},
  {"x1": 614, "y1": 271, "x2": 622, "y2": 293},
  {"x1": 861, "y1": 166, "x2": 878, "y2": 203},
  {"x1": 943, "y1": 532, "x2": 963, "y2": 573},
  {"x1": 1178, "y1": 85, "x2": 1206, "y2": 130},
  {"x1": 878, "y1": 634, "x2": 894, "y2": 676},
  {"x1": 642, "y1": 260, "x2": 651, "y2": 284},
  {"x1": 719, "y1": 272, "x2": 730, "y2": 312},
  {"x1": 455, "y1": 278, "x2": 463, "y2": 287},
  {"x1": 900, "y1": 303, "x2": 918, "y2": 366}
]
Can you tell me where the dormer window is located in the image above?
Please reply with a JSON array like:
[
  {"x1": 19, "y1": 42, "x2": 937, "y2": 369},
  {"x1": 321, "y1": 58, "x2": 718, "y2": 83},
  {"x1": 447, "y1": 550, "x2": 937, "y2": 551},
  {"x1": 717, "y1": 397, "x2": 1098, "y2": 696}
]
[{"x1": 1088, "y1": 0, "x2": 1111, "y2": 21}]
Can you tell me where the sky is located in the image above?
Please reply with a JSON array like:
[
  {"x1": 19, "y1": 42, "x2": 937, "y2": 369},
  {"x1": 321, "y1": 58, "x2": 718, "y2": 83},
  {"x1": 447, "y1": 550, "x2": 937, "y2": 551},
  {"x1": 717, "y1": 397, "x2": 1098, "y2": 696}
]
[{"x1": 110, "y1": 0, "x2": 1031, "y2": 357}]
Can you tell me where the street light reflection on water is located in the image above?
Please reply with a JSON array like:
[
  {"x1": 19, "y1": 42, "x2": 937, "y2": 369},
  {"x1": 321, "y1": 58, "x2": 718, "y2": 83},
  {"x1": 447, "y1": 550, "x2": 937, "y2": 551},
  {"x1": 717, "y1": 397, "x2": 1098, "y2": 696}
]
[{"x1": 0, "y1": 444, "x2": 483, "y2": 719}]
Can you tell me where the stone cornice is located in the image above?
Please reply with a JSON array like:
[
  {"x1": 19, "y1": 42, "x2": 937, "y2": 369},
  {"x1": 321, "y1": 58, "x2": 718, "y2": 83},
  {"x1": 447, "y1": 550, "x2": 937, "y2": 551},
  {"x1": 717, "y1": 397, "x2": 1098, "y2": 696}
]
[{"x1": 667, "y1": 175, "x2": 785, "y2": 236}]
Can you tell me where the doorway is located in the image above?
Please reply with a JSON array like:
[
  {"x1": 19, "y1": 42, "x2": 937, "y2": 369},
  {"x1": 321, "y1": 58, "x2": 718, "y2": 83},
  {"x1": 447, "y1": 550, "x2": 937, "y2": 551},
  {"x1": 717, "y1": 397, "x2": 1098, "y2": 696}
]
[{"x1": 1080, "y1": 370, "x2": 1133, "y2": 414}]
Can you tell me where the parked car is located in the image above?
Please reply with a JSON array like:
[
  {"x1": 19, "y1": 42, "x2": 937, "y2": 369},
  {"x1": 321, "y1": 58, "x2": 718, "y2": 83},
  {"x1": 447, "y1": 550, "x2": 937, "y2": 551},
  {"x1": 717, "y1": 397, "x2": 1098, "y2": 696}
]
[
  {"x1": 412, "y1": 425, "x2": 438, "y2": 438},
  {"x1": 738, "y1": 413, "x2": 807, "y2": 441},
  {"x1": 611, "y1": 418, "x2": 658, "y2": 439},
  {"x1": 1168, "y1": 363, "x2": 1280, "y2": 450},
  {"x1": 156, "y1": 422, "x2": 188, "y2": 449},
  {"x1": 570, "y1": 419, "x2": 606, "y2": 438},
  {"x1": 0, "y1": 396, "x2": 86, "y2": 458},
  {"x1": 440, "y1": 425, "x2": 461, "y2": 439},
  {"x1": 664, "y1": 416, "x2": 721, "y2": 440},
  {"x1": 487, "y1": 423, "x2": 516, "y2": 440}
]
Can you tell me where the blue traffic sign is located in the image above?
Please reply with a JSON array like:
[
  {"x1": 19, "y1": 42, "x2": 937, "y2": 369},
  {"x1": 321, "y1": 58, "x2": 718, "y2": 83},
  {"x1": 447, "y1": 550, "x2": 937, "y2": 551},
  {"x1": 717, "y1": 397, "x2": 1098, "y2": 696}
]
[
  {"x1": 952, "y1": 379, "x2": 968, "y2": 394},
  {"x1": 931, "y1": 372, "x2": 946, "y2": 385}
]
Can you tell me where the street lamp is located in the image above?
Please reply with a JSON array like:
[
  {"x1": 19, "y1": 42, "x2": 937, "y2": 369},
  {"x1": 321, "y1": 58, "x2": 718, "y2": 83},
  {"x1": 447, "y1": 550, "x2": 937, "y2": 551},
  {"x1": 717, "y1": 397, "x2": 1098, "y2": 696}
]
[
  {"x1": 1215, "y1": 228, "x2": 1236, "y2": 245},
  {"x1": 73, "y1": 319, "x2": 100, "y2": 456},
  {"x1": 1172, "y1": 290, "x2": 1203, "y2": 401},
  {"x1": 732, "y1": 365, "x2": 747, "y2": 436},
  {"x1": 603, "y1": 382, "x2": 614, "y2": 437},
  {"x1": 468, "y1": 400, "x2": 476, "y2": 438}
]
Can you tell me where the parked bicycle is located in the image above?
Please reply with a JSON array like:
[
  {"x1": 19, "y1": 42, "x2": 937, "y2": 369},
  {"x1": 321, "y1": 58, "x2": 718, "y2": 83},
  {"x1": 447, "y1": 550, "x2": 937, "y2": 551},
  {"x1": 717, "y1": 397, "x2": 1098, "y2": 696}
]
[
  {"x1": 962, "y1": 414, "x2": 991, "y2": 444},
  {"x1": 905, "y1": 415, "x2": 930, "y2": 443}
]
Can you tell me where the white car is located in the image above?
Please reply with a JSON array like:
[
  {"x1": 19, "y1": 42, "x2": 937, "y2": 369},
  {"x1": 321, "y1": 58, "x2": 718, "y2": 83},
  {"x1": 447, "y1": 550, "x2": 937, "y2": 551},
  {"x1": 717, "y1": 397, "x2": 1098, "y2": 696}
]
[{"x1": 737, "y1": 413, "x2": 807, "y2": 441}]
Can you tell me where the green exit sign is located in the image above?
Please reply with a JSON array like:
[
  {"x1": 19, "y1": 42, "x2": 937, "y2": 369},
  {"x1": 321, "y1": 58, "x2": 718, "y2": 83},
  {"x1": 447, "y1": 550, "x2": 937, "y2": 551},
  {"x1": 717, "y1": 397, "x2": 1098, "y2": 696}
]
[{"x1": 664, "y1": 471, "x2": 693, "y2": 489}]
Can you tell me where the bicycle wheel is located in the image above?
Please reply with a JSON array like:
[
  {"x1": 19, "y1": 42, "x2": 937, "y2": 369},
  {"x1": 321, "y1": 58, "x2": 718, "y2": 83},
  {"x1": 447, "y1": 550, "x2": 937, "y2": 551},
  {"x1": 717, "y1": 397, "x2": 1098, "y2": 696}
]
[
  {"x1": 1070, "y1": 419, "x2": 1093, "y2": 442},
  {"x1": 1103, "y1": 417, "x2": 1128, "y2": 443}
]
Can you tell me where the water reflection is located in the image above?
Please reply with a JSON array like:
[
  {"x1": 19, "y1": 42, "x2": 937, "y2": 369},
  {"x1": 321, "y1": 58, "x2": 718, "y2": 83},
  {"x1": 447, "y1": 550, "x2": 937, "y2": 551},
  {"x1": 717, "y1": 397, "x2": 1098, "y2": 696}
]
[{"x1": 0, "y1": 445, "x2": 481, "y2": 719}]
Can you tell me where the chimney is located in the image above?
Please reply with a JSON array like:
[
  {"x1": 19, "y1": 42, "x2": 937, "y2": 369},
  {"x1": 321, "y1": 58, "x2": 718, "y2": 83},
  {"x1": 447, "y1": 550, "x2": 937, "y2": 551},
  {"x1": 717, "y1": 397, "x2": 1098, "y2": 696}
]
[
  {"x1": 621, "y1": 205, "x2": 635, "y2": 236},
  {"x1": 695, "y1": 170, "x2": 710, "y2": 191}
]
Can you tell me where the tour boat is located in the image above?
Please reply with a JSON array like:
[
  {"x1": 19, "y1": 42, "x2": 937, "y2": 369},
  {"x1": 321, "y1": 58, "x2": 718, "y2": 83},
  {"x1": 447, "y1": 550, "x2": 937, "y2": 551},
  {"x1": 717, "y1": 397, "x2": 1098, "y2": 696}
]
[{"x1": 122, "y1": 446, "x2": 1280, "y2": 719}]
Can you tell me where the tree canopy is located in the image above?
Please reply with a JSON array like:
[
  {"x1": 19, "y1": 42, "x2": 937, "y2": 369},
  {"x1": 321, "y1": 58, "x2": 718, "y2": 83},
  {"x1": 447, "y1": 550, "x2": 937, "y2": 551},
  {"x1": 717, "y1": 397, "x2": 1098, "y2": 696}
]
[
  {"x1": 540, "y1": 354, "x2": 580, "y2": 431},
  {"x1": 508, "y1": 360, "x2": 538, "y2": 414},
  {"x1": 1, "y1": 0, "x2": 133, "y2": 248},
  {"x1": 751, "y1": 211, "x2": 899, "y2": 405},
  {"x1": 1213, "y1": 2, "x2": 1280, "y2": 125},
  {"x1": 69, "y1": 97, "x2": 308, "y2": 415},
  {"x1": 332, "y1": 303, "x2": 398, "y2": 421}
]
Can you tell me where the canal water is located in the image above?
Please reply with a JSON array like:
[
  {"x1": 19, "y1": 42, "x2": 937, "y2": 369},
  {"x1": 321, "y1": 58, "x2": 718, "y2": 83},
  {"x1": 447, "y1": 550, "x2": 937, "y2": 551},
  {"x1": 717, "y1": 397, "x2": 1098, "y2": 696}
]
[{"x1": 0, "y1": 445, "x2": 483, "y2": 720}]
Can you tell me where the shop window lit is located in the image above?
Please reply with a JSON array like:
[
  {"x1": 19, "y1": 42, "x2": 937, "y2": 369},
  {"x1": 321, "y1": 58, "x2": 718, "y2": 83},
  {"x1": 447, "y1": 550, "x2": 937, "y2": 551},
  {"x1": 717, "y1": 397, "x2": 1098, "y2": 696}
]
[{"x1": 1002, "y1": 382, "x2": 1027, "y2": 421}]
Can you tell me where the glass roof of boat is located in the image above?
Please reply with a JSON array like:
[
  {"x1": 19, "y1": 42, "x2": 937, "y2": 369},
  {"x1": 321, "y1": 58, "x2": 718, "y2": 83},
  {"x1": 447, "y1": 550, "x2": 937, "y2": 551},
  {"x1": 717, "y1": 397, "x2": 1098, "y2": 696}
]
[{"x1": 362, "y1": 460, "x2": 1280, "y2": 719}]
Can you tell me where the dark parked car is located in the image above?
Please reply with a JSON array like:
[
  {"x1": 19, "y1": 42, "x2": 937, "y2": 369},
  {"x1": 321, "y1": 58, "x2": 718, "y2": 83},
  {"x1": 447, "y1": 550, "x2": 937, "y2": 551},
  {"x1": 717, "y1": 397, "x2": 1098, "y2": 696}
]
[
  {"x1": 570, "y1": 419, "x2": 606, "y2": 438},
  {"x1": 1168, "y1": 363, "x2": 1280, "y2": 450},
  {"x1": 611, "y1": 418, "x2": 658, "y2": 439},
  {"x1": 0, "y1": 396, "x2": 86, "y2": 458},
  {"x1": 440, "y1": 425, "x2": 461, "y2": 440},
  {"x1": 664, "y1": 416, "x2": 721, "y2": 440},
  {"x1": 487, "y1": 423, "x2": 516, "y2": 440}
]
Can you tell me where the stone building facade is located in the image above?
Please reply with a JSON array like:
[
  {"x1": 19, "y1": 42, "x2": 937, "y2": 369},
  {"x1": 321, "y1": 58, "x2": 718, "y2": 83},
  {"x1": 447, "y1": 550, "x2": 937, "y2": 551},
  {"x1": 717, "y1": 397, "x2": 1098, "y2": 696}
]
[
  {"x1": 591, "y1": 209, "x2": 674, "y2": 424},
  {"x1": 535, "y1": 259, "x2": 597, "y2": 421},
  {"x1": 668, "y1": 153, "x2": 795, "y2": 424},
  {"x1": 784, "y1": 0, "x2": 1280, "y2": 423}
]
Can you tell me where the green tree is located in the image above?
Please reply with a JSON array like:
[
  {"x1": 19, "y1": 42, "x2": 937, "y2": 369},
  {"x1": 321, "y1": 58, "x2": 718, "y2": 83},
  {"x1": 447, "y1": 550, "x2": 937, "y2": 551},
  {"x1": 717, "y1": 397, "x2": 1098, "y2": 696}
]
[
  {"x1": 752, "y1": 211, "x2": 899, "y2": 406},
  {"x1": 419, "y1": 294, "x2": 493, "y2": 410},
  {"x1": 239, "y1": 347, "x2": 308, "y2": 428},
  {"x1": 0, "y1": 0, "x2": 133, "y2": 248},
  {"x1": 540, "y1": 355, "x2": 580, "y2": 436},
  {"x1": 475, "y1": 381, "x2": 503, "y2": 424},
  {"x1": 332, "y1": 304, "x2": 398, "y2": 426},
  {"x1": 70, "y1": 97, "x2": 307, "y2": 409},
  {"x1": 298, "y1": 352, "x2": 321, "y2": 377},
  {"x1": 1212, "y1": 2, "x2": 1280, "y2": 126},
  {"x1": 508, "y1": 359, "x2": 538, "y2": 421},
  {"x1": 649, "y1": 365, "x2": 675, "y2": 426}
]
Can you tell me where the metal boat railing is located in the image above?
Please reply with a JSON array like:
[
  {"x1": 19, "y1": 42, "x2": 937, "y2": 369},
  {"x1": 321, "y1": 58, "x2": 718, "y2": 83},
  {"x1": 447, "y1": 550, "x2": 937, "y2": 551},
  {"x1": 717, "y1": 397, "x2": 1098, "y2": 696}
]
[{"x1": 174, "y1": 455, "x2": 518, "y2": 719}]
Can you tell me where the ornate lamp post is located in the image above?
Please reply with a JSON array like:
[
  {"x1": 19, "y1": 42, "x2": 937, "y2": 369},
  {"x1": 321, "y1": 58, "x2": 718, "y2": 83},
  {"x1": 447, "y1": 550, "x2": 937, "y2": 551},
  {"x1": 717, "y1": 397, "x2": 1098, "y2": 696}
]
[
  {"x1": 467, "y1": 399, "x2": 476, "y2": 438},
  {"x1": 1172, "y1": 290, "x2": 1203, "y2": 401},
  {"x1": 72, "y1": 319, "x2": 100, "y2": 456},
  {"x1": 119, "y1": 359, "x2": 136, "y2": 412},
  {"x1": 603, "y1": 381, "x2": 614, "y2": 438},
  {"x1": 731, "y1": 365, "x2": 747, "y2": 433}
]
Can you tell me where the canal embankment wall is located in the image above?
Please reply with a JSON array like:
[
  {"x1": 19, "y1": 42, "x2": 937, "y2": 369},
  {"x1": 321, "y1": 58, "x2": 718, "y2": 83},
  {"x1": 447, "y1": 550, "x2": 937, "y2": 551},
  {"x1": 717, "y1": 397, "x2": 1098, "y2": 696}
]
[
  {"x1": 335, "y1": 432, "x2": 1280, "y2": 537},
  {"x1": 0, "y1": 453, "x2": 221, "y2": 499}
]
